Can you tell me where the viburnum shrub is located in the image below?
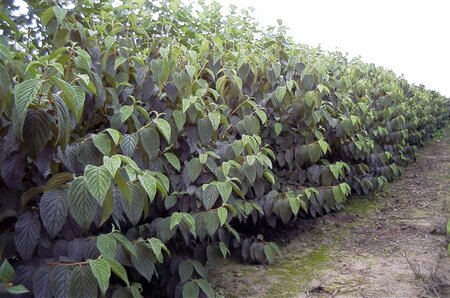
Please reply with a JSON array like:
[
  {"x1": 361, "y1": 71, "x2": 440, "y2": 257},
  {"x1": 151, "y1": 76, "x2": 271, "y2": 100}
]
[{"x1": 0, "y1": 0, "x2": 448, "y2": 297}]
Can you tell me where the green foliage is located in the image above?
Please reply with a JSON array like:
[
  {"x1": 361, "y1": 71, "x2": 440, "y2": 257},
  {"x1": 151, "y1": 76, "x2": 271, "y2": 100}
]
[{"x1": 0, "y1": 0, "x2": 449, "y2": 297}]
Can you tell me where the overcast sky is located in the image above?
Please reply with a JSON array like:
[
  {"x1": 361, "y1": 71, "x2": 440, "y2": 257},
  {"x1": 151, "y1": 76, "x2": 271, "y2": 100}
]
[{"x1": 217, "y1": 0, "x2": 450, "y2": 97}]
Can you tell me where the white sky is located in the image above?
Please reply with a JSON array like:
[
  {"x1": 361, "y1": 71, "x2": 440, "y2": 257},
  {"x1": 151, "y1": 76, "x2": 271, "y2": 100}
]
[{"x1": 217, "y1": 0, "x2": 450, "y2": 97}]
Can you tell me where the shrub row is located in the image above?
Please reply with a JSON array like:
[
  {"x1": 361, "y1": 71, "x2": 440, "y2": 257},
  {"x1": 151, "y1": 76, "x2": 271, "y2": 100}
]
[{"x1": 0, "y1": 1, "x2": 448, "y2": 297}]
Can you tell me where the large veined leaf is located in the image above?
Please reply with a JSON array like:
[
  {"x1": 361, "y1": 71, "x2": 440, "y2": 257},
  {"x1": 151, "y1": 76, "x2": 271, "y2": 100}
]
[
  {"x1": 103, "y1": 155, "x2": 121, "y2": 177},
  {"x1": 164, "y1": 152, "x2": 181, "y2": 171},
  {"x1": 138, "y1": 171, "x2": 157, "y2": 202},
  {"x1": 202, "y1": 185, "x2": 219, "y2": 210},
  {"x1": 131, "y1": 242, "x2": 155, "y2": 282},
  {"x1": 92, "y1": 133, "x2": 112, "y2": 156},
  {"x1": 186, "y1": 158, "x2": 202, "y2": 182},
  {"x1": 178, "y1": 260, "x2": 193, "y2": 283},
  {"x1": 198, "y1": 118, "x2": 214, "y2": 144},
  {"x1": 68, "y1": 177, "x2": 98, "y2": 230},
  {"x1": 88, "y1": 258, "x2": 111, "y2": 295},
  {"x1": 121, "y1": 183, "x2": 145, "y2": 226},
  {"x1": 84, "y1": 165, "x2": 112, "y2": 205},
  {"x1": 96, "y1": 234, "x2": 117, "y2": 259},
  {"x1": 69, "y1": 266, "x2": 98, "y2": 298},
  {"x1": 120, "y1": 133, "x2": 138, "y2": 157},
  {"x1": 183, "y1": 281, "x2": 199, "y2": 298},
  {"x1": 155, "y1": 118, "x2": 171, "y2": 143},
  {"x1": 13, "y1": 79, "x2": 43, "y2": 140},
  {"x1": 140, "y1": 126, "x2": 160, "y2": 160},
  {"x1": 14, "y1": 212, "x2": 41, "y2": 260},
  {"x1": 54, "y1": 94, "x2": 71, "y2": 146},
  {"x1": 32, "y1": 266, "x2": 52, "y2": 298},
  {"x1": 105, "y1": 258, "x2": 129, "y2": 286},
  {"x1": 23, "y1": 110, "x2": 52, "y2": 157},
  {"x1": 39, "y1": 189, "x2": 68, "y2": 238},
  {"x1": 50, "y1": 266, "x2": 72, "y2": 298}
]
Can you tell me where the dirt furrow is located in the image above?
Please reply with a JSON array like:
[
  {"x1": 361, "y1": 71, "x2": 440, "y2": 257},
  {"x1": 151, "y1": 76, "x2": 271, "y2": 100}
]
[{"x1": 210, "y1": 129, "x2": 450, "y2": 298}]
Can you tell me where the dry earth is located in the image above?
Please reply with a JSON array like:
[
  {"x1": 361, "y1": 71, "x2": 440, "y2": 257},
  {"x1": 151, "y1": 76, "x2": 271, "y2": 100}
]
[{"x1": 209, "y1": 128, "x2": 450, "y2": 298}]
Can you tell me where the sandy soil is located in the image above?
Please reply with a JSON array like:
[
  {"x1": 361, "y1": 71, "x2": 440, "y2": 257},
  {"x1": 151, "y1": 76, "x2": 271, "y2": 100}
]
[{"x1": 209, "y1": 128, "x2": 450, "y2": 298}]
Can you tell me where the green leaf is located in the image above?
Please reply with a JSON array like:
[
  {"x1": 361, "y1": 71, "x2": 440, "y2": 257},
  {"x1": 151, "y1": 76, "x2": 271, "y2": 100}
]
[
  {"x1": 114, "y1": 56, "x2": 127, "y2": 71},
  {"x1": 203, "y1": 184, "x2": 219, "y2": 210},
  {"x1": 147, "y1": 237, "x2": 169, "y2": 263},
  {"x1": 332, "y1": 185, "x2": 345, "y2": 204},
  {"x1": 84, "y1": 165, "x2": 112, "y2": 205},
  {"x1": 6, "y1": 284, "x2": 29, "y2": 294},
  {"x1": 0, "y1": 259, "x2": 15, "y2": 282},
  {"x1": 183, "y1": 281, "x2": 199, "y2": 298},
  {"x1": 120, "y1": 133, "x2": 138, "y2": 157},
  {"x1": 92, "y1": 133, "x2": 112, "y2": 156},
  {"x1": 198, "y1": 118, "x2": 214, "y2": 144},
  {"x1": 204, "y1": 211, "x2": 219, "y2": 236},
  {"x1": 103, "y1": 155, "x2": 121, "y2": 177},
  {"x1": 68, "y1": 177, "x2": 97, "y2": 230},
  {"x1": 88, "y1": 259, "x2": 111, "y2": 295},
  {"x1": 105, "y1": 258, "x2": 129, "y2": 286},
  {"x1": 97, "y1": 234, "x2": 117, "y2": 259},
  {"x1": 317, "y1": 139, "x2": 330, "y2": 154},
  {"x1": 197, "y1": 279, "x2": 215, "y2": 298},
  {"x1": 182, "y1": 213, "x2": 196, "y2": 237},
  {"x1": 173, "y1": 110, "x2": 186, "y2": 131},
  {"x1": 106, "y1": 128, "x2": 121, "y2": 145},
  {"x1": 69, "y1": 266, "x2": 97, "y2": 298},
  {"x1": 155, "y1": 118, "x2": 172, "y2": 143},
  {"x1": 187, "y1": 158, "x2": 202, "y2": 182},
  {"x1": 274, "y1": 123, "x2": 282, "y2": 136},
  {"x1": 0, "y1": 11, "x2": 19, "y2": 33},
  {"x1": 208, "y1": 112, "x2": 221, "y2": 131},
  {"x1": 164, "y1": 152, "x2": 181, "y2": 171},
  {"x1": 217, "y1": 207, "x2": 228, "y2": 226},
  {"x1": 53, "y1": 6, "x2": 68, "y2": 23},
  {"x1": 138, "y1": 172, "x2": 157, "y2": 202},
  {"x1": 73, "y1": 86, "x2": 85, "y2": 122},
  {"x1": 140, "y1": 126, "x2": 160, "y2": 160},
  {"x1": 263, "y1": 244, "x2": 276, "y2": 264},
  {"x1": 446, "y1": 219, "x2": 450, "y2": 235},
  {"x1": 275, "y1": 85, "x2": 286, "y2": 102},
  {"x1": 308, "y1": 143, "x2": 322, "y2": 163},
  {"x1": 13, "y1": 79, "x2": 43, "y2": 140},
  {"x1": 216, "y1": 181, "x2": 232, "y2": 202},
  {"x1": 111, "y1": 233, "x2": 137, "y2": 256},
  {"x1": 105, "y1": 36, "x2": 116, "y2": 52},
  {"x1": 178, "y1": 260, "x2": 193, "y2": 283},
  {"x1": 120, "y1": 105, "x2": 134, "y2": 123},
  {"x1": 170, "y1": 212, "x2": 182, "y2": 230},
  {"x1": 49, "y1": 76, "x2": 76, "y2": 113}
]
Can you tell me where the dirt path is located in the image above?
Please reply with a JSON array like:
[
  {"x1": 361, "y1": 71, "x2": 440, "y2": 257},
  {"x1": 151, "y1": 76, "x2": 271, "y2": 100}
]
[{"x1": 210, "y1": 128, "x2": 450, "y2": 298}]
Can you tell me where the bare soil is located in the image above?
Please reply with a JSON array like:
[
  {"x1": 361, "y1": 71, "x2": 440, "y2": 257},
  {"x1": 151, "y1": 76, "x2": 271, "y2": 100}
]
[{"x1": 210, "y1": 128, "x2": 450, "y2": 298}]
